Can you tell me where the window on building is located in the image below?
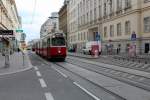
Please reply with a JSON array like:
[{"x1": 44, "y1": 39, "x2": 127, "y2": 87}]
[
  {"x1": 125, "y1": 21, "x2": 131, "y2": 35},
  {"x1": 99, "y1": 0, "x2": 101, "y2": 5},
  {"x1": 110, "y1": 25, "x2": 114, "y2": 37},
  {"x1": 78, "y1": 33, "x2": 80, "y2": 40},
  {"x1": 90, "y1": 10, "x2": 92, "y2": 22},
  {"x1": 117, "y1": 23, "x2": 122, "y2": 36},
  {"x1": 84, "y1": 32, "x2": 86, "y2": 40},
  {"x1": 117, "y1": 0, "x2": 122, "y2": 10},
  {"x1": 104, "y1": 27, "x2": 107, "y2": 37},
  {"x1": 94, "y1": 8, "x2": 97, "y2": 20},
  {"x1": 104, "y1": 3, "x2": 107, "y2": 16},
  {"x1": 81, "y1": 33, "x2": 83, "y2": 40},
  {"x1": 109, "y1": 0, "x2": 113, "y2": 13},
  {"x1": 125, "y1": 0, "x2": 131, "y2": 8},
  {"x1": 144, "y1": 17, "x2": 150, "y2": 33},
  {"x1": 86, "y1": 32, "x2": 89, "y2": 40},
  {"x1": 87, "y1": 12, "x2": 89, "y2": 23},
  {"x1": 99, "y1": 5, "x2": 102, "y2": 18},
  {"x1": 94, "y1": 0, "x2": 96, "y2": 6}
]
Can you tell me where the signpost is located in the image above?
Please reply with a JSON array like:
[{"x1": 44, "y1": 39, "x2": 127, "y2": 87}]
[{"x1": 130, "y1": 31, "x2": 137, "y2": 57}]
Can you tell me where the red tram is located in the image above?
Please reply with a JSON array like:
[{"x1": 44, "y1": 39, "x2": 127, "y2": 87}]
[{"x1": 35, "y1": 33, "x2": 67, "y2": 61}]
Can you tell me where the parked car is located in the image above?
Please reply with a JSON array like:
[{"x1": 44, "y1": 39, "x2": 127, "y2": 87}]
[{"x1": 82, "y1": 41, "x2": 101, "y2": 55}]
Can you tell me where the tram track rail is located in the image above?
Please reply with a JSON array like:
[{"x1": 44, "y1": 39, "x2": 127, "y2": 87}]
[
  {"x1": 98, "y1": 57, "x2": 150, "y2": 73},
  {"x1": 69, "y1": 54, "x2": 150, "y2": 73},
  {"x1": 29, "y1": 52, "x2": 150, "y2": 100},
  {"x1": 53, "y1": 62, "x2": 126, "y2": 100},
  {"x1": 67, "y1": 57, "x2": 150, "y2": 92},
  {"x1": 29, "y1": 53, "x2": 126, "y2": 100}
]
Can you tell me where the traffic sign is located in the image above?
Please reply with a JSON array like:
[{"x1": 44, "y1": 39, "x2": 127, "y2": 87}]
[
  {"x1": 96, "y1": 32, "x2": 100, "y2": 41},
  {"x1": 131, "y1": 31, "x2": 136, "y2": 41},
  {"x1": 16, "y1": 29, "x2": 23, "y2": 33},
  {"x1": 0, "y1": 30, "x2": 13, "y2": 35}
]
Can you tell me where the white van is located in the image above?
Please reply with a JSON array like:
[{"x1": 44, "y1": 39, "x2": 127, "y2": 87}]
[{"x1": 82, "y1": 41, "x2": 101, "y2": 55}]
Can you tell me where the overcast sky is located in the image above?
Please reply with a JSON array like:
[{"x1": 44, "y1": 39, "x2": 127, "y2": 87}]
[{"x1": 15, "y1": 0, "x2": 64, "y2": 42}]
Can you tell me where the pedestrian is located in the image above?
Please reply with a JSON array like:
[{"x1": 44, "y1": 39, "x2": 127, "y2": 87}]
[
  {"x1": 117, "y1": 48, "x2": 119, "y2": 54},
  {"x1": 18, "y1": 48, "x2": 20, "y2": 52}
]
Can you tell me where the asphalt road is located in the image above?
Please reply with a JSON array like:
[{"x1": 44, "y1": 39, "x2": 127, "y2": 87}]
[
  {"x1": 29, "y1": 53, "x2": 125, "y2": 100},
  {"x1": 0, "y1": 53, "x2": 96, "y2": 100}
]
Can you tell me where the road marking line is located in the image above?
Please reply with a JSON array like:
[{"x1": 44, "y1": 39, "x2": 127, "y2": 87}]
[
  {"x1": 45, "y1": 92, "x2": 54, "y2": 100},
  {"x1": 34, "y1": 66, "x2": 38, "y2": 71},
  {"x1": 39, "y1": 78, "x2": 47, "y2": 88},
  {"x1": 73, "y1": 82, "x2": 101, "y2": 100},
  {"x1": 52, "y1": 67, "x2": 68, "y2": 78},
  {"x1": 36, "y1": 71, "x2": 42, "y2": 77}
]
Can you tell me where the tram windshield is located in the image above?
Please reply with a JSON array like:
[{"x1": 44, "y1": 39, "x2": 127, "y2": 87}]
[{"x1": 52, "y1": 37, "x2": 65, "y2": 46}]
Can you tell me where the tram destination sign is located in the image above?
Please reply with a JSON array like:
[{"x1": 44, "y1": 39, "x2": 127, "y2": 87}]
[{"x1": 0, "y1": 30, "x2": 13, "y2": 35}]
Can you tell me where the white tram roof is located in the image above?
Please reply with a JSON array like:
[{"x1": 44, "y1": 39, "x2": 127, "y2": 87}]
[
  {"x1": 35, "y1": 32, "x2": 65, "y2": 44},
  {"x1": 41, "y1": 32, "x2": 65, "y2": 40}
]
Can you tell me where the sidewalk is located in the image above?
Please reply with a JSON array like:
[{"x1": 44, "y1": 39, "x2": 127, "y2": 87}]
[{"x1": 0, "y1": 51, "x2": 33, "y2": 76}]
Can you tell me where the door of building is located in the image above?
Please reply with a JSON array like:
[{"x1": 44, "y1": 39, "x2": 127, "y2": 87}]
[{"x1": 145, "y1": 43, "x2": 149, "y2": 53}]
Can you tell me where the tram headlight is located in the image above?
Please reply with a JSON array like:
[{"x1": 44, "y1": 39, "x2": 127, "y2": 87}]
[{"x1": 58, "y1": 50, "x2": 61, "y2": 53}]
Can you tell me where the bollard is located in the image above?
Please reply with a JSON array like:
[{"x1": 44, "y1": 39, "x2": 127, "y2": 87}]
[
  {"x1": 4, "y1": 48, "x2": 10, "y2": 68},
  {"x1": 5, "y1": 54, "x2": 10, "y2": 68},
  {"x1": 22, "y1": 51, "x2": 25, "y2": 66}
]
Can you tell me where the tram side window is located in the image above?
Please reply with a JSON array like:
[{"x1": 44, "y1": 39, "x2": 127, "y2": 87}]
[{"x1": 47, "y1": 38, "x2": 51, "y2": 47}]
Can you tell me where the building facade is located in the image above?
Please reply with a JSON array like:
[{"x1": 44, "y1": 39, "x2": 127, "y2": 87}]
[
  {"x1": 0, "y1": 0, "x2": 21, "y2": 51},
  {"x1": 40, "y1": 12, "x2": 59, "y2": 38},
  {"x1": 67, "y1": 0, "x2": 150, "y2": 54},
  {"x1": 58, "y1": 0, "x2": 68, "y2": 41}
]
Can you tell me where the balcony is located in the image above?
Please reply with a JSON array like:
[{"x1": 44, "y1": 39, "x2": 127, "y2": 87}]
[
  {"x1": 124, "y1": 4, "x2": 132, "y2": 11},
  {"x1": 116, "y1": 8, "x2": 122, "y2": 15}
]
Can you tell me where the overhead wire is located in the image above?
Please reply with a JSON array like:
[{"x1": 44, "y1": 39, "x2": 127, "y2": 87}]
[{"x1": 31, "y1": 0, "x2": 37, "y2": 24}]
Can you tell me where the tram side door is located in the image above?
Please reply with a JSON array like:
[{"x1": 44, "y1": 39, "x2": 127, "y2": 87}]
[{"x1": 47, "y1": 38, "x2": 51, "y2": 57}]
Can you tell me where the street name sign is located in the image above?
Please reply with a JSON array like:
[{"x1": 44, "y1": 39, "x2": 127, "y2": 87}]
[
  {"x1": 16, "y1": 29, "x2": 23, "y2": 33},
  {"x1": 0, "y1": 30, "x2": 13, "y2": 35}
]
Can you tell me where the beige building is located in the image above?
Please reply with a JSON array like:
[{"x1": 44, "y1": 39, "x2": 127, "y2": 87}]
[
  {"x1": 40, "y1": 12, "x2": 59, "y2": 38},
  {"x1": 0, "y1": 0, "x2": 22, "y2": 51},
  {"x1": 67, "y1": 0, "x2": 150, "y2": 54},
  {"x1": 58, "y1": 0, "x2": 69, "y2": 41}
]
